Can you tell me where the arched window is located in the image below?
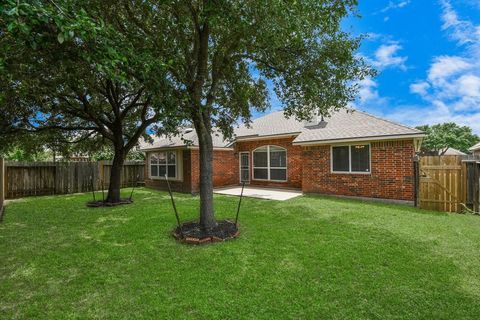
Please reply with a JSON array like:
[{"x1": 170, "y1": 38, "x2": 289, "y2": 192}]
[{"x1": 253, "y1": 145, "x2": 287, "y2": 181}]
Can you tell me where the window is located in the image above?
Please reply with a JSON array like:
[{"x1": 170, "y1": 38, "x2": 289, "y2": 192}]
[
  {"x1": 332, "y1": 144, "x2": 370, "y2": 173},
  {"x1": 150, "y1": 151, "x2": 177, "y2": 178},
  {"x1": 253, "y1": 145, "x2": 287, "y2": 181}
]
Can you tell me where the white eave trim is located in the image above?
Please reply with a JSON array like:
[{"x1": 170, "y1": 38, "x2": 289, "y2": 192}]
[{"x1": 292, "y1": 133, "x2": 426, "y2": 146}]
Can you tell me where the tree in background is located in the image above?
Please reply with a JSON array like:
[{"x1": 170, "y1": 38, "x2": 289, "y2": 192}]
[
  {"x1": 106, "y1": 0, "x2": 373, "y2": 230},
  {"x1": 416, "y1": 123, "x2": 479, "y2": 155},
  {"x1": 1, "y1": 1, "x2": 178, "y2": 203}
]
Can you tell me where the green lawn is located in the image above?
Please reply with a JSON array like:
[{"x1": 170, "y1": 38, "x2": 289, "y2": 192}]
[{"x1": 1, "y1": 188, "x2": 480, "y2": 319}]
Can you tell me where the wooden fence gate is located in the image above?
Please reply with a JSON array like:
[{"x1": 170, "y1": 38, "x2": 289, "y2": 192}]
[
  {"x1": 416, "y1": 156, "x2": 465, "y2": 212},
  {"x1": 415, "y1": 155, "x2": 480, "y2": 213}
]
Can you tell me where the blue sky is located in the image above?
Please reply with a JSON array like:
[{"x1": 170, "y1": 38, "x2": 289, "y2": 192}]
[{"x1": 261, "y1": 0, "x2": 480, "y2": 133}]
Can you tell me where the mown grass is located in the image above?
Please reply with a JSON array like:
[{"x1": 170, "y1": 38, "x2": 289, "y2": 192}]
[{"x1": 1, "y1": 188, "x2": 480, "y2": 319}]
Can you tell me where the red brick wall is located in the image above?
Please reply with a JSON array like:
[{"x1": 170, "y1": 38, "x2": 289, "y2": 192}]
[
  {"x1": 189, "y1": 149, "x2": 238, "y2": 193},
  {"x1": 235, "y1": 136, "x2": 302, "y2": 189},
  {"x1": 302, "y1": 140, "x2": 416, "y2": 201},
  {"x1": 213, "y1": 150, "x2": 239, "y2": 188}
]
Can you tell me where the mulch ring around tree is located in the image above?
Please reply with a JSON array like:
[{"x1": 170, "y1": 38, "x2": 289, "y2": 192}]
[
  {"x1": 173, "y1": 220, "x2": 240, "y2": 245},
  {"x1": 86, "y1": 199, "x2": 133, "y2": 208}
]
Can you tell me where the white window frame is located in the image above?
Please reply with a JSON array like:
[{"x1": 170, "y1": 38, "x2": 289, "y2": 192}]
[
  {"x1": 331, "y1": 143, "x2": 371, "y2": 174},
  {"x1": 150, "y1": 151, "x2": 177, "y2": 179},
  {"x1": 252, "y1": 145, "x2": 288, "y2": 182}
]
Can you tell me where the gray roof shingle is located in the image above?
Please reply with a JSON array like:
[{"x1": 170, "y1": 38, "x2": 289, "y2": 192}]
[
  {"x1": 234, "y1": 113, "x2": 305, "y2": 138},
  {"x1": 293, "y1": 109, "x2": 424, "y2": 144}
]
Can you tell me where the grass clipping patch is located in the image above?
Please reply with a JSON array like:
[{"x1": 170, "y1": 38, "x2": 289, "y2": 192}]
[{"x1": 173, "y1": 220, "x2": 239, "y2": 245}]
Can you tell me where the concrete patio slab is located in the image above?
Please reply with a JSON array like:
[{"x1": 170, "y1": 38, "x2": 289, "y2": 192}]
[{"x1": 214, "y1": 186, "x2": 302, "y2": 201}]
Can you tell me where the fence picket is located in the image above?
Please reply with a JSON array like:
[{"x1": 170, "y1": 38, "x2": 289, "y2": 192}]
[
  {"x1": 4, "y1": 161, "x2": 144, "y2": 199},
  {"x1": 417, "y1": 155, "x2": 480, "y2": 213}
]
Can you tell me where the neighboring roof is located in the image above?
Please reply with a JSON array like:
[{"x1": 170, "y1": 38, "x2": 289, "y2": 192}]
[
  {"x1": 139, "y1": 128, "x2": 231, "y2": 151},
  {"x1": 469, "y1": 142, "x2": 480, "y2": 151},
  {"x1": 235, "y1": 109, "x2": 425, "y2": 145},
  {"x1": 442, "y1": 148, "x2": 467, "y2": 156},
  {"x1": 140, "y1": 109, "x2": 425, "y2": 151}
]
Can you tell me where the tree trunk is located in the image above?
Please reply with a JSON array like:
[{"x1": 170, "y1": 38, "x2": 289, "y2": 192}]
[
  {"x1": 196, "y1": 123, "x2": 217, "y2": 230},
  {"x1": 106, "y1": 148, "x2": 125, "y2": 203}
]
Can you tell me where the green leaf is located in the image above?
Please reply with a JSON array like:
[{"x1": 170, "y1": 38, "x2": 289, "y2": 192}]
[{"x1": 57, "y1": 33, "x2": 64, "y2": 44}]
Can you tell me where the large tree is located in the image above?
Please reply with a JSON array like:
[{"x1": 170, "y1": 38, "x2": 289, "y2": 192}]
[
  {"x1": 2, "y1": 0, "x2": 371, "y2": 228},
  {"x1": 1, "y1": 0, "x2": 179, "y2": 202},
  {"x1": 102, "y1": 0, "x2": 372, "y2": 229},
  {"x1": 416, "y1": 123, "x2": 479, "y2": 155}
]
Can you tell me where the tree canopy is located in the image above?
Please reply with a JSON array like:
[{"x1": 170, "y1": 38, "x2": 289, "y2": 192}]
[
  {"x1": 416, "y1": 123, "x2": 479, "y2": 155},
  {"x1": 1, "y1": 0, "x2": 179, "y2": 202}
]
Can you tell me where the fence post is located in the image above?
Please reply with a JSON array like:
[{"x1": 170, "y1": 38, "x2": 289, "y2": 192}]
[
  {"x1": 475, "y1": 163, "x2": 480, "y2": 213},
  {"x1": 413, "y1": 156, "x2": 419, "y2": 207},
  {"x1": 0, "y1": 158, "x2": 5, "y2": 220}
]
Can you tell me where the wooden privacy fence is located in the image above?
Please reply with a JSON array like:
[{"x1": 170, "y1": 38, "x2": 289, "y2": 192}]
[
  {"x1": 4, "y1": 161, "x2": 144, "y2": 199},
  {"x1": 415, "y1": 155, "x2": 480, "y2": 213},
  {"x1": 0, "y1": 158, "x2": 4, "y2": 219}
]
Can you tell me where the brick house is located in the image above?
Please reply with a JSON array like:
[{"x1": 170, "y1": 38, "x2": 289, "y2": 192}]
[{"x1": 140, "y1": 109, "x2": 425, "y2": 202}]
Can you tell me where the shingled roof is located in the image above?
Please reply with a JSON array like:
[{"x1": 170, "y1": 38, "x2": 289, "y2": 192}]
[
  {"x1": 139, "y1": 128, "x2": 232, "y2": 151},
  {"x1": 235, "y1": 109, "x2": 424, "y2": 144},
  {"x1": 140, "y1": 109, "x2": 424, "y2": 151}
]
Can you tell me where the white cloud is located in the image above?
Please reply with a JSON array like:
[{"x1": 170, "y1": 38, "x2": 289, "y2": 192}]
[
  {"x1": 352, "y1": 38, "x2": 407, "y2": 111},
  {"x1": 427, "y1": 56, "x2": 472, "y2": 82},
  {"x1": 368, "y1": 43, "x2": 408, "y2": 71},
  {"x1": 410, "y1": 82, "x2": 430, "y2": 96},
  {"x1": 357, "y1": 78, "x2": 380, "y2": 103},
  {"x1": 381, "y1": 1, "x2": 411, "y2": 13},
  {"x1": 350, "y1": 77, "x2": 388, "y2": 111},
  {"x1": 457, "y1": 74, "x2": 480, "y2": 98},
  {"x1": 440, "y1": 0, "x2": 479, "y2": 45}
]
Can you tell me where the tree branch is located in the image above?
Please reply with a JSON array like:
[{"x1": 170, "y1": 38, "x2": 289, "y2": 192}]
[{"x1": 120, "y1": 87, "x2": 145, "y2": 120}]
